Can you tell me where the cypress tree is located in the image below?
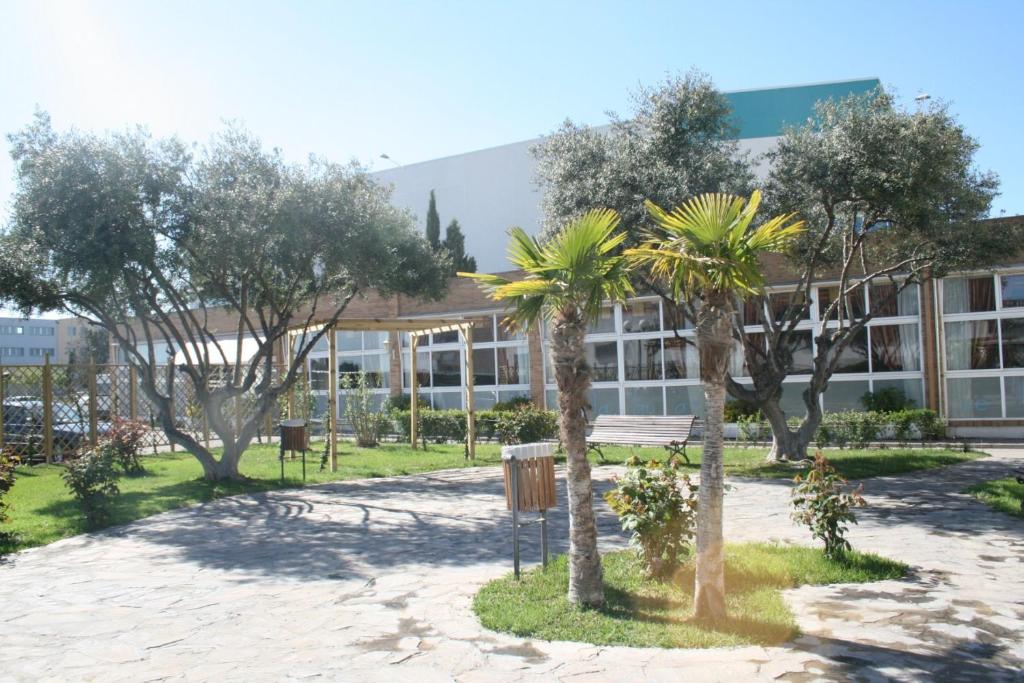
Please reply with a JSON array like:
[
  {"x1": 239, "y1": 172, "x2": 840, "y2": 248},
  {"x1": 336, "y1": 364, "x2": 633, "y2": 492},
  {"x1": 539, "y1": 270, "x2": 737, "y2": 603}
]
[
  {"x1": 443, "y1": 218, "x2": 476, "y2": 273},
  {"x1": 425, "y1": 190, "x2": 441, "y2": 249}
]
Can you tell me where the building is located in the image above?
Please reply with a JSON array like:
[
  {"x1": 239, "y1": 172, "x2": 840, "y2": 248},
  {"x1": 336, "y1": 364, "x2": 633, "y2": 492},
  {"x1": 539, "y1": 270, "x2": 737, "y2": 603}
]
[
  {"x1": 373, "y1": 78, "x2": 882, "y2": 273},
  {"x1": 109, "y1": 79, "x2": 1024, "y2": 438},
  {"x1": 0, "y1": 317, "x2": 57, "y2": 364}
]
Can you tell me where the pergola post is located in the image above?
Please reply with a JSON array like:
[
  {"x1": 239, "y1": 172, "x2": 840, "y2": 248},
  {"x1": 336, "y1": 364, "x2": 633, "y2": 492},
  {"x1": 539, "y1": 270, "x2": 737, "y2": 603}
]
[
  {"x1": 410, "y1": 334, "x2": 419, "y2": 449},
  {"x1": 285, "y1": 333, "x2": 295, "y2": 420},
  {"x1": 463, "y1": 326, "x2": 476, "y2": 460},
  {"x1": 327, "y1": 325, "x2": 338, "y2": 471}
]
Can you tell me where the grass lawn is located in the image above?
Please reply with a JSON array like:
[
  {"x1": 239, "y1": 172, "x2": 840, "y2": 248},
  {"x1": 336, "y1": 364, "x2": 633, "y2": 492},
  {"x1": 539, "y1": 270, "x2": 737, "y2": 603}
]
[
  {"x1": 965, "y1": 477, "x2": 1024, "y2": 518},
  {"x1": 593, "y1": 445, "x2": 980, "y2": 481},
  {"x1": 473, "y1": 543, "x2": 908, "y2": 648},
  {"x1": 0, "y1": 439, "x2": 978, "y2": 556}
]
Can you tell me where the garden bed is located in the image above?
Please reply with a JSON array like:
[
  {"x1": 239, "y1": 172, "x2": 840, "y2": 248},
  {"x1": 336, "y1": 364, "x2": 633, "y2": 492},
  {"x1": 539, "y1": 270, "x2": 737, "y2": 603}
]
[{"x1": 473, "y1": 544, "x2": 908, "y2": 648}]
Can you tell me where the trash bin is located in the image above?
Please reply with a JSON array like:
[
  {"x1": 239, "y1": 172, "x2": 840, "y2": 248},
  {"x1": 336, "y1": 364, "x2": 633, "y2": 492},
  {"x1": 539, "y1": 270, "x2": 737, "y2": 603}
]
[
  {"x1": 501, "y1": 442, "x2": 557, "y2": 578},
  {"x1": 278, "y1": 419, "x2": 308, "y2": 482}
]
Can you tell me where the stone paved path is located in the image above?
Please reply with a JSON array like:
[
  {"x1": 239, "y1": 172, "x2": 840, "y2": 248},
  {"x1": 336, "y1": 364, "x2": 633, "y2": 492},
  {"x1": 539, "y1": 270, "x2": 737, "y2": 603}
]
[{"x1": 1, "y1": 449, "x2": 1022, "y2": 682}]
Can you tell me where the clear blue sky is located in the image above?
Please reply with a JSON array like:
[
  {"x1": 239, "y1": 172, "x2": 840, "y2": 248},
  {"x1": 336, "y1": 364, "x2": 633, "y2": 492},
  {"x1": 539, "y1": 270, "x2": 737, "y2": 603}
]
[{"x1": 0, "y1": 0, "x2": 1021, "y2": 219}]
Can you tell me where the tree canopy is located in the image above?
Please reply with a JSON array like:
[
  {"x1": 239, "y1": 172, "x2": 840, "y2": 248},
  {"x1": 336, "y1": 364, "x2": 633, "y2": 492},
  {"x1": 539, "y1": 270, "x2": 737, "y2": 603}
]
[
  {"x1": 533, "y1": 70, "x2": 752, "y2": 241},
  {"x1": 1, "y1": 113, "x2": 448, "y2": 479}
]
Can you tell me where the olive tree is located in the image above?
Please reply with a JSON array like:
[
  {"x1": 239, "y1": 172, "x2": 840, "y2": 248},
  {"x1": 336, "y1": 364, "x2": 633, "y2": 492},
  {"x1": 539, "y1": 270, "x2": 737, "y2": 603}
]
[
  {"x1": 732, "y1": 91, "x2": 1012, "y2": 460},
  {"x1": 1, "y1": 113, "x2": 447, "y2": 480},
  {"x1": 533, "y1": 70, "x2": 752, "y2": 239}
]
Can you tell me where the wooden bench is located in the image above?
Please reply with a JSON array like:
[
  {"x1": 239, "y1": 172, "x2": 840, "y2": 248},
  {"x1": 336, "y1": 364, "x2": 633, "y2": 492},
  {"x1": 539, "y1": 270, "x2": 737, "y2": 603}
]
[{"x1": 586, "y1": 415, "x2": 697, "y2": 463}]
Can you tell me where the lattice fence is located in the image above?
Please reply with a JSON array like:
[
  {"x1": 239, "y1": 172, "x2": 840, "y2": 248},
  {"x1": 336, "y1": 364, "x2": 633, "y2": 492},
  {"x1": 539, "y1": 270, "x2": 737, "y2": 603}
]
[{"x1": 1, "y1": 363, "x2": 281, "y2": 463}]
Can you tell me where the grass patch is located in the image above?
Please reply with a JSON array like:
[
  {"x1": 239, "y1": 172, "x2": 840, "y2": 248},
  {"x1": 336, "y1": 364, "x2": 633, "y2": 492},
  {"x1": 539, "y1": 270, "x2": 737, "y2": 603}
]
[
  {"x1": 965, "y1": 477, "x2": 1024, "y2": 518},
  {"x1": 473, "y1": 543, "x2": 907, "y2": 648}
]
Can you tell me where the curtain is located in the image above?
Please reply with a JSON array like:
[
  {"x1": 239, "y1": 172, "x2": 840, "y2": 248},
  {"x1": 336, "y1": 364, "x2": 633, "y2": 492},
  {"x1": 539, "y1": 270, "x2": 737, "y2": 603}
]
[
  {"x1": 969, "y1": 278, "x2": 996, "y2": 313},
  {"x1": 970, "y1": 319, "x2": 998, "y2": 369},
  {"x1": 943, "y1": 278, "x2": 968, "y2": 314}
]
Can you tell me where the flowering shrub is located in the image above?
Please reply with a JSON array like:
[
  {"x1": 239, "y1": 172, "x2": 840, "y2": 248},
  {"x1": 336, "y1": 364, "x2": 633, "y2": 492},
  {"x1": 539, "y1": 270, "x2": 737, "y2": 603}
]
[
  {"x1": 791, "y1": 452, "x2": 866, "y2": 558},
  {"x1": 62, "y1": 448, "x2": 119, "y2": 527},
  {"x1": 102, "y1": 418, "x2": 149, "y2": 474},
  {"x1": 0, "y1": 448, "x2": 19, "y2": 540},
  {"x1": 604, "y1": 456, "x2": 698, "y2": 578}
]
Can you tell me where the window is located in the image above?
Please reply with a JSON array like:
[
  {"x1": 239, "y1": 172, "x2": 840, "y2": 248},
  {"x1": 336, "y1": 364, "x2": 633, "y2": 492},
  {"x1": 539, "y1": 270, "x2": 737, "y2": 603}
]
[
  {"x1": 768, "y1": 292, "x2": 809, "y2": 323},
  {"x1": 586, "y1": 387, "x2": 619, "y2": 418},
  {"x1": 0, "y1": 347, "x2": 24, "y2": 357},
  {"x1": 337, "y1": 330, "x2": 362, "y2": 352},
  {"x1": 832, "y1": 329, "x2": 869, "y2": 373},
  {"x1": 28, "y1": 348, "x2": 55, "y2": 358},
  {"x1": 1001, "y1": 319, "x2": 1024, "y2": 368},
  {"x1": 585, "y1": 341, "x2": 618, "y2": 382},
  {"x1": 1001, "y1": 275, "x2": 1024, "y2": 309},
  {"x1": 786, "y1": 331, "x2": 815, "y2": 374},
  {"x1": 625, "y1": 387, "x2": 663, "y2": 415},
  {"x1": 496, "y1": 322, "x2": 524, "y2": 342},
  {"x1": 943, "y1": 276, "x2": 996, "y2": 314},
  {"x1": 431, "y1": 350, "x2": 461, "y2": 386},
  {"x1": 1005, "y1": 377, "x2": 1024, "y2": 417},
  {"x1": 623, "y1": 339, "x2": 662, "y2": 380},
  {"x1": 823, "y1": 380, "x2": 870, "y2": 412},
  {"x1": 818, "y1": 286, "x2": 866, "y2": 321},
  {"x1": 945, "y1": 320, "x2": 999, "y2": 370},
  {"x1": 621, "y1": 301, "x2": 660, "y2": 334},
  {"x1": 663, "y1": 337, "x2": 698, "y2": 379},
  {"x1": 310, "y1": 358, "x2": 329, "y2": 391},
  {"x1": 586, "y1": 306, "x2": 616, "y2": 335},
  {"x1": 472, "y1": 348, "x2": 496, "y2": 385},
  {"x1": 496, "y1": 347, "x2": 528, "y2": 384},
  {"x1": 666, "y1": 385, "x2": 703, "y2": 417},
  {"x1": 871, "y1": 283, "x2": 919, "y2": 317},
  {"x1": 471, "y1": 318, "x2": 494, "y2": 343},
  {"x1": 946, "y1": 377, "x2": 1001, "y2": 418},
  {"x1": 870, "y1": 324, "x2": 920, "y2": 372},
  {"x1": 662, "y1": 302, "x2": 693, "y2": 331},
  {"x1": 432, "y1": 330, "x2": 459, "y2": 345}
]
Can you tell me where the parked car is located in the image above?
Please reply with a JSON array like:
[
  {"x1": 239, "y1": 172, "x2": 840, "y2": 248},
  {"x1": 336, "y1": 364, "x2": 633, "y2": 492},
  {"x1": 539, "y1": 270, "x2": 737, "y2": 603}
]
[{"x1": 2, "y1": 400, "x2": 112, "y2": 461}]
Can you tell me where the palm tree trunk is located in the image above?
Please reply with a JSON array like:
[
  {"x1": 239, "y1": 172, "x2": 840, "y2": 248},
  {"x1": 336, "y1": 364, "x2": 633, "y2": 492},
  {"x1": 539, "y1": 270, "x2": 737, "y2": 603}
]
[
  {"x1": 694, "y1": 299, "x2": 731, "y2": 621},
  {"x1": 550, "y1": 311, "x2": 603, "y2": 607}
]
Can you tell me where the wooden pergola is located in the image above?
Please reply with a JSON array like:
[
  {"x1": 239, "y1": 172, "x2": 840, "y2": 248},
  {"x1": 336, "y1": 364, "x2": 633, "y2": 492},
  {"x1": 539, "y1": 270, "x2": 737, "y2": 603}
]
[{"x1": 286, "y1": 317, "x2": 477, "y2": 471}]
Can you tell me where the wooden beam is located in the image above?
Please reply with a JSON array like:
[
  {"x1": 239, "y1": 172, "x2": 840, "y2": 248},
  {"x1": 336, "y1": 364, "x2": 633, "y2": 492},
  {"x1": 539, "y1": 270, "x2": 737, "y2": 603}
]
[
  {"x1": 328, "y1": 327, "x2": 338, "y2": 471},
  {"x1": 410, "y1": 334, "x2": 419, "y2": 450},
  {"x1": 42, "y1": 358, "x2": 53, "y2": 464},
  {"x1": 88, "y1": 359, "x2": 98, "y2": 448},
  {"x1": 464, "y1": 328, "x2": 476, "y2": 460},
  {"x1": 287, "y1": 318, "x2": 473, "y2": 334}
]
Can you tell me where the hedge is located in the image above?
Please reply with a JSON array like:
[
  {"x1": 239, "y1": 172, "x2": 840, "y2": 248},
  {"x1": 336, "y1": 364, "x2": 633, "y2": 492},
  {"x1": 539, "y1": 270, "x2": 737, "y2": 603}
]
[
  {"x1": 391, "y1": 408, "x2": 558, "y2": 446},
  {"x1": 735, "y1": 408, "x2": 946, "y2": 448}
]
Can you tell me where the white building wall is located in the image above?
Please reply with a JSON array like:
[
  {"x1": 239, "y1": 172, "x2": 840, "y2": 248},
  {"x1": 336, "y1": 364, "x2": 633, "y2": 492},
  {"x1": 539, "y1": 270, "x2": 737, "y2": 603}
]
[{"x1": 372, "y1": 134, "x2": 778, "y2": 275}]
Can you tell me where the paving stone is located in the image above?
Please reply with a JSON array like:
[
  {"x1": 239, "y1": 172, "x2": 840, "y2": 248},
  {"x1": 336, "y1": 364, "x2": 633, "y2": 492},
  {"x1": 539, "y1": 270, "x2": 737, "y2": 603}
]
[{"x1": 1, "y1": 448, "x2": 1022, "y2": 681}]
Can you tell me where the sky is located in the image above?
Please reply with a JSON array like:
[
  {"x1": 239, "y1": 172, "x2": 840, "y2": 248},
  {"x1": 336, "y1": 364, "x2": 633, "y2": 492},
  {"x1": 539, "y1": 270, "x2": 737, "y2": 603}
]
[{"x1": 0, "y1": 1, "x2": 1021, "y2": 285}]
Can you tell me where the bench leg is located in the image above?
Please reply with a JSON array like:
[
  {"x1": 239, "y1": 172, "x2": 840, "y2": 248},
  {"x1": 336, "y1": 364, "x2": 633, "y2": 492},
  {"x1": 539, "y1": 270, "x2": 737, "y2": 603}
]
[
  {"x1": 665, "y1": 442, "x2": 689, "y2": 465},
  {"x1": 587, "y1": 443, "x2": 606, "y2": 463}
]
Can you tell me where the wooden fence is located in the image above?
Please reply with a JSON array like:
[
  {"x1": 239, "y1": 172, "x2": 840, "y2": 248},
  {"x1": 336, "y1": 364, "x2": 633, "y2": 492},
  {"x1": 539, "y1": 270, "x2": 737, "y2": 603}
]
[{"x1": 0, "y1": 360, "x2": 275, "y2": 464}]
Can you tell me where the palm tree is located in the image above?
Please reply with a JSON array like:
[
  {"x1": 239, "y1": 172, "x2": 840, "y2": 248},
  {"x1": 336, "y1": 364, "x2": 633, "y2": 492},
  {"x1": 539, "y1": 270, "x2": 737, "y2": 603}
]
[
  {"x1": 461, "y1": 209, "x2": 633, "y2": 607},
  {"x1": 628, "y1": 191, "x2": 804, "y2": 621}
]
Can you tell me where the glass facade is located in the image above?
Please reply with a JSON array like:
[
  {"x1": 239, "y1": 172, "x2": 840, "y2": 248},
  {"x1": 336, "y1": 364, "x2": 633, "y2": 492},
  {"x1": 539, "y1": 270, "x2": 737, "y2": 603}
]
[
  {"x1": 942, "y1": 272, "x2": 1024, "y2": 419},
  {"x1": 539, "y1": 283, "x2": 923, "y2": 419},
  {"x1": 398, "y1": 314, "x2": 531, "y2": 410}
]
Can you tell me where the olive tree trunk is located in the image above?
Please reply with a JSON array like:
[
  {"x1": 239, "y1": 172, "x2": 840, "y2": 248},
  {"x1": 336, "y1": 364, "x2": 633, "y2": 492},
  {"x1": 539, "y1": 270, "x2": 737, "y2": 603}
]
[
  {"x1": 694, "y1": 297, "x2": 731, "y2": 622},
  {"x1": 550, "y1": 310, "x2": 603, "y2": 607}
]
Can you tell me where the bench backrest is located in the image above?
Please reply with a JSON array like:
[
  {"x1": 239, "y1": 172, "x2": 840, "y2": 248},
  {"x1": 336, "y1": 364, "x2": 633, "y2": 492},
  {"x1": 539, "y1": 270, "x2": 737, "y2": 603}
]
[{"x1": 589, "y1": 415, "x2": 696, "y2": 443}]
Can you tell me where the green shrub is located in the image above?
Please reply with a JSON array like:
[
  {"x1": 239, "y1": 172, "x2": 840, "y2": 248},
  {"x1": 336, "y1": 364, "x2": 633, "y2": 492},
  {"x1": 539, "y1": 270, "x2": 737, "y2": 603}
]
[
  {"x1": 848, "y1": 411, "x2": 883, "y2": 448},
  {"x1": 392, "y1": 407, "x2": 558, "y2": 446},
  {"x1": 724, "y1": 399, "x2": 759, "y2": 423},
  {"x1": 861, "y1": 387, "x2": 915, "y2": 413},
  {"x1": 494, "y1": 408, "x2": 558, "y2": 445},
  {"x1": 341, "y1": 372, "x2": 390, "y2": 447},
  {"x1": 384, "y1": 393, "x2": 428, "y2": 412},
  {"x1": 103, "y1": 418, "x2": 149, "y2": 474},
  {"x1": 604, "y1": 455, "x2": 699, "y2": 577},
  {"x1": 0, "y1": 448, "x2": 19, "y2": 540},
  {"x1": 736, "y1": 412, "x2": 766, "y2": 445},
  {"x1": 492, "y1": 396, "x2": 534, "y2": 412},
  {"x1": 791, "y1": 452, "x2": 866, "y2": 559},
  {"x1": 62, "y1": 448, "x2": 120, "y2": 527}
]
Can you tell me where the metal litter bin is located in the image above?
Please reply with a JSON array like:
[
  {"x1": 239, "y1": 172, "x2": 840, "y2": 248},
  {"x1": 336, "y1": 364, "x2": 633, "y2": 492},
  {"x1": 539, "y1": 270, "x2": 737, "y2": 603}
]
[{"x1": 501, "y1": 442, "x2": 557, "y2": 578}]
